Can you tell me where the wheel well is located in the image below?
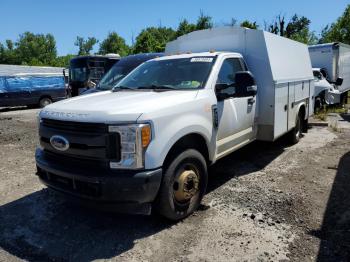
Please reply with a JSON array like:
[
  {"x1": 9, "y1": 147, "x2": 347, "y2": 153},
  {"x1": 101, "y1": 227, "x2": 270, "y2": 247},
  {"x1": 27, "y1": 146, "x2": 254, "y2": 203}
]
[
  {"x1": 39, "y1": 95, "x2": 52, "y2": 101},
  {"x1": 315, "y1": 90, "x2": 326, "y2": 101},
  {"x1": 299, "y1": 104, "x2": 306, "y2": 120},
  {"x1": 299, "y1": 104, "x2": 308, "y2": 133},
  {"x1": 163, "y1": 133, "x2": 210, "y2": 169}
]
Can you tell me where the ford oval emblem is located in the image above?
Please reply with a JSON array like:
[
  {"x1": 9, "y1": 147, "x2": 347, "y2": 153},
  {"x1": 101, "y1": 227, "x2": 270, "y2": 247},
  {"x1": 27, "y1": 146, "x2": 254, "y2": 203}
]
[{"x1": 50, "y1": 135, "x2": 70, "y2": 151}]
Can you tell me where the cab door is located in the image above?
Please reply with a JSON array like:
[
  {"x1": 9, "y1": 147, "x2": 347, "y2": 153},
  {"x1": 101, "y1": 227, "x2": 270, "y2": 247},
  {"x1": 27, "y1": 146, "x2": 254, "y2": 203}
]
[{"x1": 215, "y1": 57, "x2": 256, "y2": 158}]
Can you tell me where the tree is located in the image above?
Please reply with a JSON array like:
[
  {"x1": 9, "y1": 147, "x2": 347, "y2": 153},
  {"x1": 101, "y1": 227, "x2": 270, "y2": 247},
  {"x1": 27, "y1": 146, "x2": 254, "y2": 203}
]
[
  {"x1": 266, "y1": 14, "x2": 318, "y2": 44},
  {"x1": 196, "y1": 11, "x2": 213, "y2": 30},
  {"x1": 320, "y1": 4, "x2": 350, "y2": 44},
  {"x1": 176, "y1": 19, "x2": 197, "y2": 37},
  {"x1": 15, "y1": 32, "x2": 57, "y2": 65},
  {"x1": 99, "y1": 32, "x2": 129, "y2": 56},
  {"x1": 265, "y1": 15, "x2": 285, "y2": 35},
  {"x1": 133, "y1": 27, "x2": 175, "y2": 53},
  {"x1": 240, "y1": 20, "x2": 259, "y2": 29},
  {"x1": 75, "y1": 36, "x2": 98, "y2": 56},
  {"x1": 50, "y1": 54, "x2": 75, "y2": 67},
  {"x1": 0, "y1": 40, "x2": 18, "y2": 64},
  {"x1": 175, "y1": 12, "x2": 213, "y2": 38}
]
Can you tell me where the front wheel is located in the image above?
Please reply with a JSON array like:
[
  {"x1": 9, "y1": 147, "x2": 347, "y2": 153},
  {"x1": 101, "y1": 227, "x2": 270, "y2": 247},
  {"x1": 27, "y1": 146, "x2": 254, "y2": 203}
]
[
  {"x1": 39, "y1": 97, "x2": 52, "y2": 108},
  {"x1": 154, "y1": 149, "x2": 208, "y2": 221}
]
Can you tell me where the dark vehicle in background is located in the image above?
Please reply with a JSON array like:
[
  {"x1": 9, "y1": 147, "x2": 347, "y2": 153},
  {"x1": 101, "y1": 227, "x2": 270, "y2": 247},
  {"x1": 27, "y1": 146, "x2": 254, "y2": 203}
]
[
  {"x1": 69, "y1": 54, "x2": 120, "y2": 96},
  {"x1": 0, "y1": 74, "x2": 66, "y2": 108},
  {"x1": 83, "y1": 53, "x2": 164, "y2": 95}
]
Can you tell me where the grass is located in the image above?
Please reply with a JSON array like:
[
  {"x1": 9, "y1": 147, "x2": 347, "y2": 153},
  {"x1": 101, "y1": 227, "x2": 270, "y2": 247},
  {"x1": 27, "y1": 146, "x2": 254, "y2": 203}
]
[{"x1": 314, "y1": 105, "x2": 348, "y2": 121}]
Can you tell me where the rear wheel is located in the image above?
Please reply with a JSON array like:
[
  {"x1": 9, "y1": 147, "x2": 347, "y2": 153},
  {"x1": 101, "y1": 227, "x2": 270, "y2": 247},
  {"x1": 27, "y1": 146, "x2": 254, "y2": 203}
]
[
  {"x1": 39, "y1": 97, "x2": 52, "y2": 108},
  {"x1": 289, "y1": 112, "x2": 302, "y2": 144},
  {"x1": 155, "y1": 149, "x2": 208, "y2": 221}
]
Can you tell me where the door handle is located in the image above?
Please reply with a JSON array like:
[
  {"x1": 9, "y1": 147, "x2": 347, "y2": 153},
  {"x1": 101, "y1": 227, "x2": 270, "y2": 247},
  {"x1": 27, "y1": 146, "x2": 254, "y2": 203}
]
[{"x1": 248, "y1": 98, "x2": 255, "y2": 105}]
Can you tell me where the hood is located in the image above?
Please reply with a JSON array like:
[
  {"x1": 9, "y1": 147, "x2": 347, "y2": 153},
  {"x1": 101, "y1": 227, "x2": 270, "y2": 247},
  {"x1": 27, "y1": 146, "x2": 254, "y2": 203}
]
[{"x1": 40, "y1": 90, "x2": 198, "y2": 123}]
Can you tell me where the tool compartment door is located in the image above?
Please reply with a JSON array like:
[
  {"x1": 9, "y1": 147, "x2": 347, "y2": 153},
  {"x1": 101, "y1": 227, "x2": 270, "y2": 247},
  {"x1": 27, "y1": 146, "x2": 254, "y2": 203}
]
[{"x1": 274, "y1": 83, "x2": 288, "y2": 138}]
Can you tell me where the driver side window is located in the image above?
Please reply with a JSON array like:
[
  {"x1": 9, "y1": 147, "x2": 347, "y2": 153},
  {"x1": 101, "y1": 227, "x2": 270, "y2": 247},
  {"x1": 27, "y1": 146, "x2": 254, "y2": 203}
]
[{"x1": 217, "y1": 58, "x2": 243, "y2": 96}]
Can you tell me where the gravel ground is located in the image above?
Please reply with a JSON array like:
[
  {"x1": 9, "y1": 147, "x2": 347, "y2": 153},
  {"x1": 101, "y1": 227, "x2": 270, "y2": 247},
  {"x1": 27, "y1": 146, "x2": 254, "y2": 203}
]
[{"x1": 0, "y1": 107, "x2": 350, "y2": 262}]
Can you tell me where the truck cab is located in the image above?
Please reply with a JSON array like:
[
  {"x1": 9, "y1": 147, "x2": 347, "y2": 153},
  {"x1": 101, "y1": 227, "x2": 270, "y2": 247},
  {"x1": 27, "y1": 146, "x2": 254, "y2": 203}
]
[
  {"x1": 69, "y1": 54, "x2": 120, "y2": 97},
  {"x1": 313, "y1": 68, "x2": 341, "y2": 108},
  {"x1": 35, "y1": 27, "x2": 314, "y2": 220}
]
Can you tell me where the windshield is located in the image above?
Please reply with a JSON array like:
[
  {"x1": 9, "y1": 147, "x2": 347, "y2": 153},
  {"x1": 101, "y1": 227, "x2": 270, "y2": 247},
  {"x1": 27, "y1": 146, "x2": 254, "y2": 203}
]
[
  {"x1": 115, "y1": 57, "x2": 215, "y2": 90},
  {"x1": 70, "y1": 67, "x2": 88, "y2": 82},
  {"x1": 70, "y1": 58, "x2": 88, "y2": 82},
  {"x1": 98, "y1": 61, "x2": 139, "y2": 90}
]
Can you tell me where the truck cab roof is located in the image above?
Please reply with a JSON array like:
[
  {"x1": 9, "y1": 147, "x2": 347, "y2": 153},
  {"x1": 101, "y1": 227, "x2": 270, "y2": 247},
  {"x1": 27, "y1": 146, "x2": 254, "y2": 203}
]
[{"x1": 153, "y1": 51, "x2": 243, "y2": 61}]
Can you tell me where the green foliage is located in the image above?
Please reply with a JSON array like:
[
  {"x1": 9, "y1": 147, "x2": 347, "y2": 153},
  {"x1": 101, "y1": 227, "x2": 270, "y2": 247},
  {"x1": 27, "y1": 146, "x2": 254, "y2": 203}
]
[
  {"x1": 74, "y1": 36, "x2": 98, "y2": 56},
  {"x1": 133, "y1": 27, "x2": 175, "y2": 53},
  {"x1": 0, "y1": 40, "x2": 18, "y2": 64},
  {"x1": 16, "y1": 32, "x2": 57, "y2": 65},
  {"x1": 240, "y1": 20, "x2": 259, "y2": 29},
  {"x1": 196, "y1": 11, "x2": 213, "y2": 30},
  {"x1": 320, "y1": 4, "x2": 350, "y2": 44},
  {"x1": 99, "y1": 32, "x2": 130, "y2": 56},
  {"x1": 176, "y1": 19, "x2": 197, "y2": 37},
  {"x1": 0, "y1": 32, "x2": 57, "y2": 66},
  {"x1": 266, "y1": 14, "x2": 318, "y2": 44},
  {"x1": 175, "y1": 12, "x2": 213, "y2": 38},
  {"x1": 1, "y1": 6, "x2": 350, "y2": 67},
  {"x1": 50, "y1": 54, "x2": 75, "y2": 67}
]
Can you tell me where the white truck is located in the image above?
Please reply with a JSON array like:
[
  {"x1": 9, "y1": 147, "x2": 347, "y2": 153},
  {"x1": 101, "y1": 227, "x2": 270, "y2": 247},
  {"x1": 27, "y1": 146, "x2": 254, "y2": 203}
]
[
  {"x1": 309, "y1": 43, "x2": 350, "y2": 106},
  {"x1": 35, "y1": 27, "x2": 314, "y2": 220}
]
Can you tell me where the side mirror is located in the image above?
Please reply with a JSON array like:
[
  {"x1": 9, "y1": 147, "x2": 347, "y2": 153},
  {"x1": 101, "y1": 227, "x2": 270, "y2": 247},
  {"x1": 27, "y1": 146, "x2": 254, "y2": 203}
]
[
  {"x1": 215, "y1": 83, "x2": 229, "y2": 92},
  {"x1": 235, "y1": 71, "x2": 257, "y2": 97},
  {"x1": 335, "y1": 77, "x2": 343, "y2": 86}
]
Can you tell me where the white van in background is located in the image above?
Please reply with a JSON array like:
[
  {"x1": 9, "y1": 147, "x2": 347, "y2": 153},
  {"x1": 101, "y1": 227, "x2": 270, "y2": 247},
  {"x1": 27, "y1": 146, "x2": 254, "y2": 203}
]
[{"x1": 309, "y1": 42, "x2": 350, "y2": 105}]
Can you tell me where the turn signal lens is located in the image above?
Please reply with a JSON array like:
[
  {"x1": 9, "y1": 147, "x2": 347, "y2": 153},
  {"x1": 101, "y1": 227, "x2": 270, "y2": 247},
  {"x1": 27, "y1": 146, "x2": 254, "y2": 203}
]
[{"x1": 141, "y1": 125, "x2": 151, "y2": 148}]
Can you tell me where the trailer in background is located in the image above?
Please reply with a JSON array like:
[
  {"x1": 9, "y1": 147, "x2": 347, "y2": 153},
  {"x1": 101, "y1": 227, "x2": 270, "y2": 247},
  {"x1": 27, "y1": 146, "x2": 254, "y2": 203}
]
[
  {"x1": 0, "y1": 64, "x2": 67, "y2": 108},
  {"x1": 309, "y1": 43, "x2": 350, "y2": 104}
]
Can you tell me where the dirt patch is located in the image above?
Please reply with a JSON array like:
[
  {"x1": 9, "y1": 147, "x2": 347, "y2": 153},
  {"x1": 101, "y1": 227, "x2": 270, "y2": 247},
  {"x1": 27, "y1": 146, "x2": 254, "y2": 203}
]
[{"x1": 1, "y1": 109, "x2": 350, "y2": 261}]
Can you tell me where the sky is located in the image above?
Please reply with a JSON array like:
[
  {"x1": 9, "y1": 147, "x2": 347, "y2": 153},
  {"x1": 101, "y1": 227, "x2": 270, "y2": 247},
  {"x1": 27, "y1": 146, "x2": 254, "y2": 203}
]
[{"x1": 0, "y1": 0, "x2": 349, "y2": 56}]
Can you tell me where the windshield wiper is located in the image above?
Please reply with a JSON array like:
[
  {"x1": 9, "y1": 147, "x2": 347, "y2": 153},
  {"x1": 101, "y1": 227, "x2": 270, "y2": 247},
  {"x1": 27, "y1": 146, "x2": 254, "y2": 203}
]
[
  {"x1": 112, "y1": 86, "x2": 135, "y2": 92},
  {"x1": 137, "y1": 85, "x2": 178, "y2": 91}
]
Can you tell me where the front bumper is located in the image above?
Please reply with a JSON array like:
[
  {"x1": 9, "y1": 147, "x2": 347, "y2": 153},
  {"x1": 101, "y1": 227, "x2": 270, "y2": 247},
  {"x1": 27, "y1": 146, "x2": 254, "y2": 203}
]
[{"x1": 35, "y1": 148, "x2": 162, "y2": 214}]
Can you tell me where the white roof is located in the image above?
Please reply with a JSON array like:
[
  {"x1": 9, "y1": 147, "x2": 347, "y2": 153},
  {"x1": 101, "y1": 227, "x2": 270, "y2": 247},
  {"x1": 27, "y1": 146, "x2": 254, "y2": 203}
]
[
  {"x1": 0, "y1": 64, "x2": 65, "y2": 76},
  {"x1": 166, "y1": 26, "x2": 313, "y2": 84},
  {"x1": 153, "y1": 51, "x2": 242, "y2": 61}
]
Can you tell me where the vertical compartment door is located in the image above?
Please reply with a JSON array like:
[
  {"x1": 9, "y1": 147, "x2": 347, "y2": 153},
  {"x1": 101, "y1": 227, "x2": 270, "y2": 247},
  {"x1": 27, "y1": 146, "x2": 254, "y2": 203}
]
[
  {"x1": 274, "y1": 83, "x2": 288, "y2": 139},
  {"x1": 288, "y1": 82, "x2": 296, "y2": 131}
]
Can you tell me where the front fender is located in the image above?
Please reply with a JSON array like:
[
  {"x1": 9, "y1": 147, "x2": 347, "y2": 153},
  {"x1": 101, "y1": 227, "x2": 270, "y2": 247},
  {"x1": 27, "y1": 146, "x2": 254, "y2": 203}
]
[{"x1": 144, "y1": 113, "x2": 214, "y2": 169}]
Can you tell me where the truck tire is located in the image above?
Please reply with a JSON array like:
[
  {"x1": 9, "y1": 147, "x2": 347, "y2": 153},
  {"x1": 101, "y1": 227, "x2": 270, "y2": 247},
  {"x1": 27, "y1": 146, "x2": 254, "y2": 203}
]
[
  {"x1": 39, "y1": 97, "x2": 52, "y2": 108},
  {"x1": 155, "y1": 149, "x2": 208, "y2": 221},
  {"x1": 314, "y1": 97, "x2": 323, "y2": 113},
  {"x1": 289, "y1": 112, "x2": 302, "y2": 144}
]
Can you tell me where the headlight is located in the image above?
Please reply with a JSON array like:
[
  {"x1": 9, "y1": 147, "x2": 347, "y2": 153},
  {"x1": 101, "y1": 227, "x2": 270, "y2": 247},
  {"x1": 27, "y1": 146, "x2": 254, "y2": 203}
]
[{"x1": 108, "y1": 123, "x2": 152, "y2": 169}]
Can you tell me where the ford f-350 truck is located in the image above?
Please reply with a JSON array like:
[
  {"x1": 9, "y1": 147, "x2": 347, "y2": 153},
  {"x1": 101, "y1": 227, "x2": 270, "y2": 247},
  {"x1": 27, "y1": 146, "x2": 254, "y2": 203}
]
[{"x1": 35, "y1": 27, "x2": 314, "y2": 220}]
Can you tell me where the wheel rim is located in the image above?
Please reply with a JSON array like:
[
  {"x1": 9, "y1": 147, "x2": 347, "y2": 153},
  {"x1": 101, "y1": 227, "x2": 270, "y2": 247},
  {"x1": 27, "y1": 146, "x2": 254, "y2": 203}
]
[
  {"x1": 42, "y1": 99, "x2": 51, "y2": 107},
  {"x1": 173, "y1": 167, "x2": 200, "y2": 203}
]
